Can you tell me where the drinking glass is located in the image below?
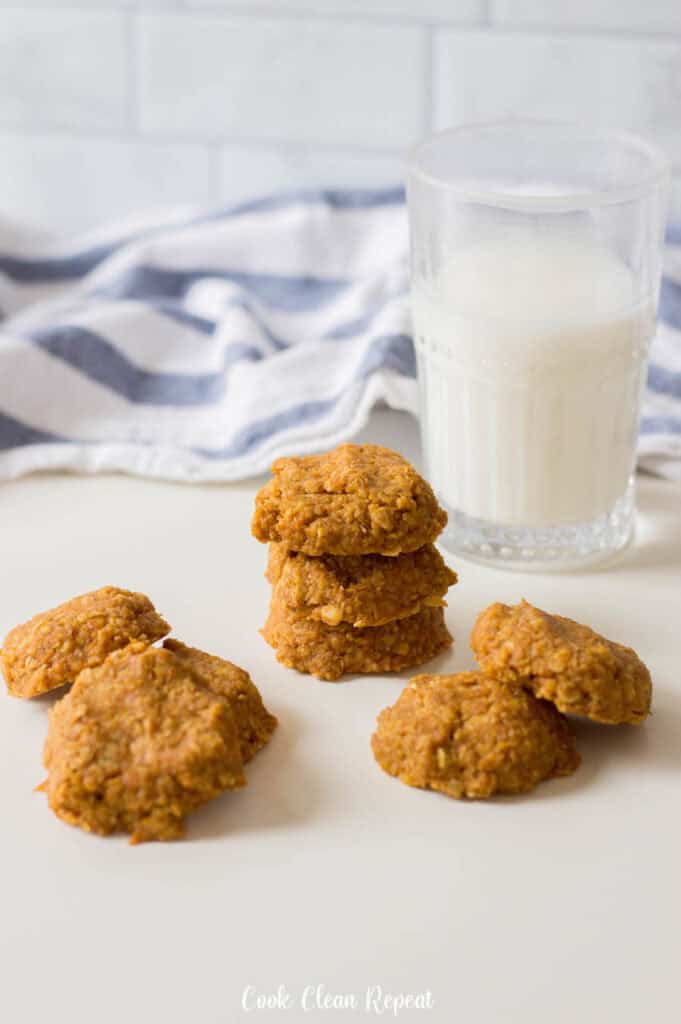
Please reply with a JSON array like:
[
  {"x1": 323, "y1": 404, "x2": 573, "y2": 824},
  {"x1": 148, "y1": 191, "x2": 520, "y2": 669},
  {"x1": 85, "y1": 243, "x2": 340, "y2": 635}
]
[{"x1": 408, "y1": 121, "x2": 670, "y2": 569}]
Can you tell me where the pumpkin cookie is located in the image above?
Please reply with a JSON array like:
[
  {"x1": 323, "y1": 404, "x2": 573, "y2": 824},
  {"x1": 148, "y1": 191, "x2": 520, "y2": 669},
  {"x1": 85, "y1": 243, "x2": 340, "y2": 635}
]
[
  {"x1": 471, "y1": 600, "x2": 652, "y2": 725},
  {"x1": 252, "y1": 444, "x2": 447, "y2": 556},
  {"x1": 42, "y1": 643, "x2": 245, "y2": 844},
  {"x1": 267, "y1": 543, "x2": 457, "y2": 628},
  {"x1": 1, "y1": 586, "x2": 169, "y2": 698},
  {"x1": 372, "y1": 672, "x2": 579, "y2": 799},
  {"x1": 163, "y1": 639, "x2": 277, "y2": 763},
  {"x1": 263, "y1": 600, "x2": 452, "y2": 681}
]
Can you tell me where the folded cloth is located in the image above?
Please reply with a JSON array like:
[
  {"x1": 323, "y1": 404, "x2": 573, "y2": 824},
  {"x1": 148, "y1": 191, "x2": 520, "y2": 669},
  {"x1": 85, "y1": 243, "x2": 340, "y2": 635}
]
[{"x1": 0, "y1": 188, "x2": 679, "y2": 482}]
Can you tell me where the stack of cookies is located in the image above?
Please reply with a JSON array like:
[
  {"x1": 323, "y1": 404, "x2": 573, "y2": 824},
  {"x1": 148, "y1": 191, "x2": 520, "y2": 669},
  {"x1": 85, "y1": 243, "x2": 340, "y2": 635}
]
[{"x1": 251, "y1": 443, "x2": 457, "y2": 680}]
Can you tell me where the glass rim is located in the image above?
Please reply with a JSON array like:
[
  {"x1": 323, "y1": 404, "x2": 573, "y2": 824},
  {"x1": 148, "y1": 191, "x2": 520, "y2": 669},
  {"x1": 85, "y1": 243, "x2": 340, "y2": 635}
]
[{"x1": 408, "y1": 119, "x2": 670, "y2": 212}]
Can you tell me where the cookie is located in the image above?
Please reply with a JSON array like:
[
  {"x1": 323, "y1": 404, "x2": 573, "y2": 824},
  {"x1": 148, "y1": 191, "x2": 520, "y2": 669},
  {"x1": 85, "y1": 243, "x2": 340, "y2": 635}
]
[
  {"x1": 262, "y1": 600, "x2": 452, "y2": 681},
  {"x1": 471, "y1": 600, "x2": 652, "y2": 725},
  {"x1": 1, "y1": 586, "x2": 170, "y2": 698},
  {"x1": 252, "y1": 444, "x2": 447, "y2": 556},
  {"x1": 267, "y1": 543, "x2": 457, "y2": 628},
  {"x1": 41, "y1": 643, "x2": 246, "y2": 844},
  {"x1": 163, "y1": 639, "x2": 277, "y2": 763},
  {"x1": 372, "y1": 671, "x2": 579, "y2": 799}
]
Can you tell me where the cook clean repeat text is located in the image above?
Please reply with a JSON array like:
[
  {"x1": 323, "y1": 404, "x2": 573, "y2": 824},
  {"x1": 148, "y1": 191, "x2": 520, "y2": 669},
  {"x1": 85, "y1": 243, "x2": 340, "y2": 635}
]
[{"x1": 242, "y1": 984, "x2": 435, "y2": 1015}]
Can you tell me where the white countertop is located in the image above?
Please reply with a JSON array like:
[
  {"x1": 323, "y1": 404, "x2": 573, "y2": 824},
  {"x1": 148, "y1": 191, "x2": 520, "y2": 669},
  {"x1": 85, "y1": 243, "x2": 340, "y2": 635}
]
[{"x1": 1, "y1": 410, "x2": 679, "y2": 1024}]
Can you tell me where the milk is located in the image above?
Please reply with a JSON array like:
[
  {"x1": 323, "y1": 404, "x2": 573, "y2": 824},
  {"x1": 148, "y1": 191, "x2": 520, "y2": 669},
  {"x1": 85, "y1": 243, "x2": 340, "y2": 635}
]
[{"x1": 413, "y1": 232, "x2": 654, "y2": 528}]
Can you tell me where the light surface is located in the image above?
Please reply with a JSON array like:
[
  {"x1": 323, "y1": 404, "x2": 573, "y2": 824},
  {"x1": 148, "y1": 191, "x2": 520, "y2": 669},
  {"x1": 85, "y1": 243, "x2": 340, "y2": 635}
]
[{"x1": 0, "y1": 410, "x2": 679, "y2": 1024}]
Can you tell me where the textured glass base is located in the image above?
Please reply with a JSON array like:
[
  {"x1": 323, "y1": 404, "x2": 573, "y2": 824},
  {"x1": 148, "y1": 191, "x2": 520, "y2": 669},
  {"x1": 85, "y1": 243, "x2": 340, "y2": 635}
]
[{"x1": 438, "y1": 482, "x2": 636, "y2": 572}]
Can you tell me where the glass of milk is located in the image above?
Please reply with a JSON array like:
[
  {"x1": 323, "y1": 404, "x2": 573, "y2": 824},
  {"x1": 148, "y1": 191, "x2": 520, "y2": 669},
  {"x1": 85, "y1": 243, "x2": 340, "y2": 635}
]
[{"x1": 408, "y1": 121, "x2": 669, "y2": 569}]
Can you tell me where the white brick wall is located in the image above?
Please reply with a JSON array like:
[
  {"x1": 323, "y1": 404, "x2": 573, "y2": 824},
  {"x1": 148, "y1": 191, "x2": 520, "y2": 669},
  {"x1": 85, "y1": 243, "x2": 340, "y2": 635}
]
[
  {"x1": 136, "y1": 14, "x2": 427, "y2": 146},
  {"x1": 0, "y1": 132, "x2": 216, "y2": 234},
  {"x1": 0, "y1": 10, "x2": 129, "y2": 132},
  {"x1": 219, "y1": 146, "x2": 403, "y2": 206},
  {"x1": 434, "y1": 31, "x2": 681, "y2": 163},
  {"x1": 0, "y1": 0, "x2": 680, "y2": 234}
]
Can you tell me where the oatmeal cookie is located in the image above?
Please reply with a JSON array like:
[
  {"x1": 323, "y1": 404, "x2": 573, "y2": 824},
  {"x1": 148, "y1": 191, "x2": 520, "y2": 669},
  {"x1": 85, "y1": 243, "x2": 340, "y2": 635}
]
[
  {"x1": 1, "y1": 586, "x2": 170, "y2": 698},
  {"x1": 471, "y1": 600, "x2": 652, "y2": 725},
  {"x1": 267, "y1": 543, "x2": 457, "y2": 628},
  {"x1": 372, "y1": 671, "x2": 579, "y2": 799},
  {"x1": 263, "y1": 600, "x2": 452, "y2": 680},
  {"x1": 252, "y1": 444, "x2": 447, "y2": 556},
  {"x1": 42, "y1": 643, "x2": 245, "y2": 844},
  {"x1": 163, "y1": 640, "x2": 277, "y2": 762}
]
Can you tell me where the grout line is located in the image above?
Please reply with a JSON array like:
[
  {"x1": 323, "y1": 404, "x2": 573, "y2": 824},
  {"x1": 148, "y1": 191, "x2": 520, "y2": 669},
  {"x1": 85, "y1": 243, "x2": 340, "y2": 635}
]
[
  {"x1": 425, "y1": 27, "x2": 436, "y2": 134},
  {"x1": 0, "y1": 1, "x2": 183, "y2": 8},
  {"x1": 126, "y1": 11, "x2": 140, "y2": 136},
  {"x1": 149, "y1": 4, "x2": 488, "y2": 29},
  {"x1": 3, "y1": 126, "x2": 679, "y2": 176},
  {"x1": 1, "y1": 123, "x2": 678, "y2": 168},
  {"x1": 0, "y1": 4, "x2": 488, "y2": 29},
  {"x1": 1, "y1": 125, "x2": 680, "y2": 181},
  {"x1": 0, "y1": 4, "x2": 680, "y2": 40},
  {"x1": 177, "y1": 4, "x2": 681, "y2": 38},
  {"x1": 188, "y1": 8, "x2": 681, "y2": 40},
  {"x1": 488, "y1": 22, "x2": 681, "y2": 40},
  {"x1": 0, "y1": 125, "x2": 411, "y2": 160}
]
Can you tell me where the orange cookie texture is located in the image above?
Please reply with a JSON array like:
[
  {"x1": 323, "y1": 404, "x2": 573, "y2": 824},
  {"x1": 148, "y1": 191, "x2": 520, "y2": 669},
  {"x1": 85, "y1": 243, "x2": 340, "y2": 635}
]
[
  {"x1": 263, "y1": 601, "x2": 452, "y2": 681},
  {"x1": 252, "y1": 443, "x2": 447, "y2": 556},
  {"x1": 1, "y1": 586, "x2": 170, "y2": 698},
  {"x1": 372, "y1": 672, "x2": 579, "y2": 799},
  {"x1": 267, "y1": 543, "x2": 457, "y2": 628},
  {"x1": 42, "y1": 643, "x2": 246, "y2": 844},
  {"x1": 471, "y1": 600, "x2": 652, "y2": 725},
  {"x1": 163, "y1": 639, "x2": 277, "y2": 763}
]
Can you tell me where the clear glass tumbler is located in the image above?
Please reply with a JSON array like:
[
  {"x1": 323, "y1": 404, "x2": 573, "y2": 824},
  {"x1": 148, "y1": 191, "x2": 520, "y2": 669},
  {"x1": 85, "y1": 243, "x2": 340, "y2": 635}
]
[{"x1": 408, "y1": 121, "x2": 669, "y2": 570}]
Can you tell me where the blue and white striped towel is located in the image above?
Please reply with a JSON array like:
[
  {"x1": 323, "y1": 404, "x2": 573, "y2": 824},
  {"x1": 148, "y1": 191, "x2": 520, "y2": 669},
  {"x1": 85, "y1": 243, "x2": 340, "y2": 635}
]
[{"x1": 0, "y1": 187, "x2": 680, "y2": 482}]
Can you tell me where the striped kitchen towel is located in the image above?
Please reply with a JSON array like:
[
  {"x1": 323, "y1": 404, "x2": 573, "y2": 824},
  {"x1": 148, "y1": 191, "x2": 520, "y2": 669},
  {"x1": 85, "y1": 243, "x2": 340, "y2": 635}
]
[{"x1": 0, "y1": 187, "x2": 679, "y2": 482}]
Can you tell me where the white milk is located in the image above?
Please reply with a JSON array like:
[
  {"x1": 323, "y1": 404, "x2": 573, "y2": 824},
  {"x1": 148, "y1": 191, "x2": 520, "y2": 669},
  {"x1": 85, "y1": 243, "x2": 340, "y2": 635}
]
[{"x1": 413, "y1": 231, "x2": 654, "y2": 528}]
